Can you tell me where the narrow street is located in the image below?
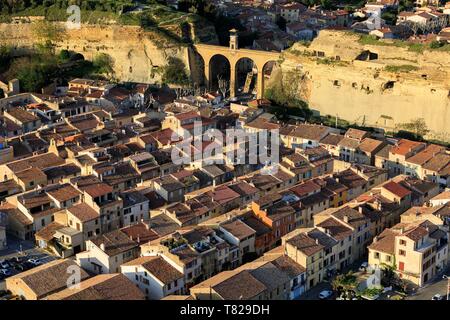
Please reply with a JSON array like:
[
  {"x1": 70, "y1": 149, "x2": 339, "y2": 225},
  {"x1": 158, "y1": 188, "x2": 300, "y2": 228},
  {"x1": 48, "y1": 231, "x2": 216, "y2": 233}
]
[{"x1": 407, "y1": 273, "x2": 450, "y2": 300}]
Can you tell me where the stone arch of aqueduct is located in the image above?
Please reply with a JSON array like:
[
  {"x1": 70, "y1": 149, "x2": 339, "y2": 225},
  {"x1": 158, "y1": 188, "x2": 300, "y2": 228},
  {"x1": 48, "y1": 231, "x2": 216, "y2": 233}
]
[{"x1": 194, "y1": 32, "x2": 281, "y2": 99}]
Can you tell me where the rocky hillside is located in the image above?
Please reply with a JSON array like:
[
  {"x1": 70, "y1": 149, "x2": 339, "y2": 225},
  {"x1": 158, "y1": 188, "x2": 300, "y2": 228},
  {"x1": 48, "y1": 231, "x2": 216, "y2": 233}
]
[
  {"x1": 268, "y1": 30, "x2": 450, "y2": 142},
  {"x1": 0, "y1": 2, "x2": 218, "y2": 83}
]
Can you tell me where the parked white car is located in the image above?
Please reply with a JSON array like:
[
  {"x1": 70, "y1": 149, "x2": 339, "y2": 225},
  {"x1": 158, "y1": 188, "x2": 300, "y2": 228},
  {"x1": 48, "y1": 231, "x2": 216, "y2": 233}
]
[
  {"x1": 319, "y1": 290, "x2": 333, "y2": 299},
  {"x1": 431, "y1": 294, "x2": 444, "y2": 301},
  {"x1": 0, "y1": 260, "x2": 9, "y2": 269},
  {"x1": 27, "y1": 258, "x2": 42, "y2": 266},
  {"x1": 359, "y1": 262, "x2": 369, "y2": 271}
]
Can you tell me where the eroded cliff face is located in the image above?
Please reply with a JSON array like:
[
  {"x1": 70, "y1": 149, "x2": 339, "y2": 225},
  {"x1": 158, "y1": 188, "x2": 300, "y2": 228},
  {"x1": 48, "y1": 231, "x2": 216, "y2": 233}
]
[
  {"x1": 0, "y1": 22, "x2": 210, "y2": 84},
  {"x1": 271, "y1": 30, "x2": 450, "y2": 142}
]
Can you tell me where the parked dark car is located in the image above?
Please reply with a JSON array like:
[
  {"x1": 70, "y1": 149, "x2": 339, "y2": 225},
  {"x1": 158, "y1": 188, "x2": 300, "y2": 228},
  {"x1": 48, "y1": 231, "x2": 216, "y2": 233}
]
[{"x1": 13, "y1": 264, "x2": 25, "y2": 272}]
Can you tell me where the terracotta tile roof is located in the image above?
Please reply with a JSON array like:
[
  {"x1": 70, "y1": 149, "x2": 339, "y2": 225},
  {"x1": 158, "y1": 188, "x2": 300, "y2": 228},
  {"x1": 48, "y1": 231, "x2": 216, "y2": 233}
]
[
  {"x1": 390, "y1": 139, "x2": 425, "y2": 156},
  {"x1": 208, "y1": 185, "x2": 241, "y2": 205},
  {"x1": 402, "y1": 223, "x2": 430, "y2": 241},
  {"x1": 150, "y1": 128, "x2": 178, "y2": 146},
  {"x1": 212, "y1": 270, "x2": 267, "y2": 300},
  {"x1": 227, "y1": 181, "x2": 259, "y2": 197},
  {"x1": 0, "y1": 204, "x2": 32, "y2": 226},
  {"x1": 19, "y1": 192, "x2": 52, "y2": 210},
  {"x1": 286, "y1": 232, "x2": 324, "y2": 256},
  {"x1": 68, "y1": 203, "x2": 99, "y2": 222},
  {"x1": 289, "y1": 124, "x2": 329, "y2": 141},
  {"x1": 243, "y1": 262, "x2": 291, "y2": 291},
  {"x1": 35, "y1": 222, "x2": 65, "y2": 241},
  {"x1": 7, "y1": 108, "x2": 40, "y2": 123},
  {"x1": 7, "y1": 153, "x2": 65, "y2": 173},
  {"x1": 271, "y1": 255, "x2": 306, "y2": 276},
  {"x1": 241, "y1": 214, "x2": 272, "y2": 237},
  {"x1": 120, "y1": 223, "x2": 159, "y2": 244},
  {"x1": 358, "y1": 138, "x2": 384, "y2": 154},
  {"x1": 47, "y1": 274, "x2": 145, "y2": 300},
  {"x1": 43, "y1": 164, "x2": 81, "y2": 181},
  {"x1": 368, "y1": 228, "x2": 397, "y2": 254},
  {"x1": 245, "y1": 118, "x2": 280, "y2": 130},
  {"x1": 431, "y1": 191, "x2": 450, "y2": 201},
  {"x1": 406, "y1": 144, "x2": 446, "y2": 165},
  {"x1": 154, "y1": 175, "x2": 184, "y2": 192},
  {"x1": 345, "y1": 128, "x2": 369, "y2": 141},
  {"x1": 147, "y1": 213, "x2": 179, "y2": 236},
  {"x1": 15, "y1": 167, "x2": 47, "y2": 183},
  {"x1": 382, "y1": 181, "x2": 412, "y2": 199},
  {"x1": 90, "y1": 230, "x2": 138, "y2": 257},
  {"x1": 171, "y1": 246, "x2": 199, "y2": 265},
  {"x1": 122, "y1": 256, "x2": 183, "y2": 285},
  {"x1": 330, "y1": 206, "x2": 369, "y2": 228},
  {"x1": 161, "y1": 295, "x2": 194, "y2": 300},
  {"x1": 320, "y1": 133, "x2": 344, "y2": 146},
  {"x1": 422, "y1": 153, "x2": 450, "y2": 174},
  {"x1": 175, "y1": 110, "x2": 200, "y2": 121},
  {"x1": 290, "y1": 180, "x2": 321, "y2": 198},
  {"x1": 317, "y1": 218, "x2": 353, "y2": 240},
  {"x1": 46, "y1": 184, "x2": 81, "y2": 202},
  {"x1": 138, "y1": 133, "x2": 157, "y2": 145},
  {"x1": 81, "y1": 183, "x2": 113, "y2": 198},
  {"x1": 221, "y1": 219, "x2": 256, "y2": 241},
  {"x1": 7, "y1": 259, "x2": 90, "y2": 299},
  {"x1": 338, "y1": 137, "x2": 360, "y2": 149}
]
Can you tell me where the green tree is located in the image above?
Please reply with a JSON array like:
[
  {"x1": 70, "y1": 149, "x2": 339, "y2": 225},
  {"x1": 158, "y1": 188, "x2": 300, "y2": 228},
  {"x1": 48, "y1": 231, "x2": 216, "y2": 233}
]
[
  {"x1": 331, "y1": 271, "x2": 358, "y2": 297},
  {"x1": 15, "y1": 60, "x2": 58, "y2": 92},
  {"x1": 162, "y1": 57, "x2": 190, "y2": 86},
  {"x1": 265, "y1": 71, "x2": 311, "y2": 119},
  {"x1": 399, "y1": 118, "x2": 430, "y2": 139},
  {"x1": 31, "y1": 20, "x2": 66, "y2": 44},
  {"x1": 429, "y1": 41, "x2": 443, "y2": 49},
  {"x1": 93, "y1": 53, "x2": 114, "y2": 76},
  {"x1": 381, "y1": 12, "x2": 397, "y2": 25},
  {"x1": 58, "y1": 49, "x2": 71, "y2": 62},
  {"x1": 0, "y1": 45, "x2": 12, "y2": 73}
]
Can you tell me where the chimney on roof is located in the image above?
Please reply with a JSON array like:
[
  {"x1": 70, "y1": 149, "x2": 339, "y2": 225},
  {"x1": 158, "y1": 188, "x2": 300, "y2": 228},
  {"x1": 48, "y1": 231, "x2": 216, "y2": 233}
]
[
  {"x1": 315, "y1": 238, "x2": 319, "y2": 244},
  {"x1": 100, "y1": 243, "x2": 105, "y2": 251},
  {"x1": 373, "y1": 236, "x2": 378, "y2": 243},
  {"x1": 358, "y1": 206, "x2": 363, "y2": 214},
  {"x1": 343, "y1": 215, "x2": 349, "y2": 223},
  {"x1": 400, "y1": 227, "x2": 405, "y2": 234}
]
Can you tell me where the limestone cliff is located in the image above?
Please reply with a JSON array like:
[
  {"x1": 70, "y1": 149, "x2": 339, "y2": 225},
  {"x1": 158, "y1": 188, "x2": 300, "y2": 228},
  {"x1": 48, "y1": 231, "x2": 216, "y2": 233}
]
[
  {"x1": 0, "y1": 22, "x2": 217, "y2": 84},
  {"x1": 271, "y1": 30, "x2": 450, "y2": 142}
]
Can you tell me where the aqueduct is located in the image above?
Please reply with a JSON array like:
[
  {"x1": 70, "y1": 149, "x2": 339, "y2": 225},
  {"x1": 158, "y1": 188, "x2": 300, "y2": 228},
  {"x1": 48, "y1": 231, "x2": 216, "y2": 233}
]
[{"x1": 194, "y1": 30, "x2": 281, "y2": 99}]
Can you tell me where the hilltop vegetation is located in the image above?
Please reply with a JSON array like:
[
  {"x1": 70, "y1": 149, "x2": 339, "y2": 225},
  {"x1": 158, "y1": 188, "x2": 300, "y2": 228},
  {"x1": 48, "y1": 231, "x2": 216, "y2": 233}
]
[
  {"x1": 358, "y1": 34, "x2": 450, "y2": 53},
  {"x1": 1, "y1": 17, "x2": 115, "y2": 93},
  {"x1": 0, "y1": 0, "x2": 216, "y2": 44}
]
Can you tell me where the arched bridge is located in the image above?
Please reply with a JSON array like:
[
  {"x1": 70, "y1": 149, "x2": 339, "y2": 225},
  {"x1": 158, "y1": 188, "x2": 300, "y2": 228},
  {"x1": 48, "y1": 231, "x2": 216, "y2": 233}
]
[{"x1": 194, "y1": 39, "x2": 281, "y2": 99}]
